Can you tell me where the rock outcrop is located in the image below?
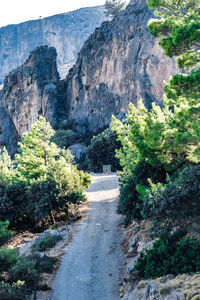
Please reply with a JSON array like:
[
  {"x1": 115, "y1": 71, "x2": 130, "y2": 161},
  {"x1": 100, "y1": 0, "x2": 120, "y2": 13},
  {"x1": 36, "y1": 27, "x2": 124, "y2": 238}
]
[
  {"x1": 0, "y1": 46, "x2": 60, "y2": 155},
  {"x1": 0, "y1": 0, "x2": 179, "y2": 154},
  {"x1": 63, "y1": 0, "x2": 178, "y2": 134},
  {"x1": 0, "y1": 6, "x2": 105, "y2": 84}
]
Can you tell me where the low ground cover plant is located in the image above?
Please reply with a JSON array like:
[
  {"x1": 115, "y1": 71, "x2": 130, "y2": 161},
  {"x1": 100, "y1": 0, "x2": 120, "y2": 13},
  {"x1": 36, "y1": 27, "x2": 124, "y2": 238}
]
[{"x1": 34, "y1": 234, "x2": 57, "y2": 252}]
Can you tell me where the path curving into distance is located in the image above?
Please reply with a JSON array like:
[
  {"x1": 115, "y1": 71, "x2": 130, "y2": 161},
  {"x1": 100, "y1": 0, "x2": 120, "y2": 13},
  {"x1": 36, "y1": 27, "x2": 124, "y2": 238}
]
[{"x1": 52, "y1": 173, "x2": 124, "y2": 300}]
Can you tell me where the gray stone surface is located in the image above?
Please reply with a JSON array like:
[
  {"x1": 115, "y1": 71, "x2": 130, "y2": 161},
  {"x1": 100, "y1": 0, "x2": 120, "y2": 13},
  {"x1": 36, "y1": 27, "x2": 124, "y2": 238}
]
[
  {"x1": 64, "y1": 0, "x2": 179, "y2": 134},
  {"x1": 33, "y1": 229, "x2": 62, "y2": 246},
  {"x1": 19, "y1": 229, "x2": 62, "y2": 257},
  {"x1": 0, "y1": 46, "x2": 59, "y2": 155},
  {"x1": 0, "y1": 6, "x2": 105, "y2": 84},
  {"x1": 69, "y1": 143, "x2": 86, "y2": 163}
]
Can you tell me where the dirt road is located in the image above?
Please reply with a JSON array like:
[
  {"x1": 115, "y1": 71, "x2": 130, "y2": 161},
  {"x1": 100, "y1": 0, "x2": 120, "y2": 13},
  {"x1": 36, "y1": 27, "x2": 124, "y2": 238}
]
[{"x1": 52, "y1": 174, "x2": 124, "y2": 300}]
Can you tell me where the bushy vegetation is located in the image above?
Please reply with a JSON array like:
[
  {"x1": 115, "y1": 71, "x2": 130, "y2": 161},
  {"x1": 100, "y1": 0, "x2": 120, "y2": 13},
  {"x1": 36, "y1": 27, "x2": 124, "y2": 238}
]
[
  {"x1": 135, "y1": 230, "x2": 200, "y2": 279},
  {"x1": 34, "y1": 234, "x2": 57, "y2": 252},
  {"x1": 143, "y1": 165, "x2": 200, "y2": 221},
  {"x1": 0, "y1": 117, "x2": 91, "y2": 228},
  {"x1": 0, "y1": 247, "x2": 19, "y2": 272},
  {"x1": 0, "y1": 117, "x2": 91, "y2": 298},
  {"x1": 112, "y1": 0, "x2": 200, "y2": 279},
  {"x1": 117, "y1": 161, "x2": 166, "y2": 224},
  {"x1": 8, "y1": 259, "x2": 38, "y2": 290},
  {"x1": 86, "y1": 128, "x2": 122, "y2": 172},
  {"x1": 112, "y1": 0, "x2": 200, "y2": 225},
  {"x1": 50, "y1": 129, "x2": 74, "y2": 149},
  {"x1": 0, "y1": 118, "x2": 90, "y2": 297},
  {"x1": 0, "y1": 221, "x2": 13, "y2": 247},
  {"x1": 0, "y1": 223, "x2": 58, "y2": 299},
  {"x1": 147, "y1": 0, "x2": 200, "y2": 102},
  {"x1": 0, "y1": 246, "x2": 58, "y2": 299},
  {"x1": 0, "y1": 280, "x2": 28, "y2": 300},
  {"x1": 38, "y1": 256, "x2": 58, "y2": 274}
]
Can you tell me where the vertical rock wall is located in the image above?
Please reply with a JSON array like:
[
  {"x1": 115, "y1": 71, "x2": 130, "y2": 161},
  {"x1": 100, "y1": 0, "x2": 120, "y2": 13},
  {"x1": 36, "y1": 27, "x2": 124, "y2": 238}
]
[
  {"x1": 64, "y1": 0, "x2": 178, "y2": 134},
  {"x1": 0, "y1": 46, "x2": 59, "y2": 155}
]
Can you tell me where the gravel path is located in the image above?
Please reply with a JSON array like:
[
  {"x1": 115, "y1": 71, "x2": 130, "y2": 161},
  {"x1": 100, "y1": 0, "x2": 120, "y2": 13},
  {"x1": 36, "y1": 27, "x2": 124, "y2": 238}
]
[{"x1": 52, "y1": 174, "x2": 124, "y2": 300}]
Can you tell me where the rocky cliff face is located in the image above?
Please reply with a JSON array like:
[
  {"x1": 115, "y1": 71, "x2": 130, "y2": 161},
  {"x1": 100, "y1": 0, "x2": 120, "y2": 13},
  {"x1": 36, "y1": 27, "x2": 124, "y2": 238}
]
[
  {"x1": 0, "y1": 46, "x2": 60, "y2": 155},
  {"x1": 63, "y1": 0, "x2": 178, "y2": 134},
  {"x1": 0, "y1": 6, "x2": 105, "y2": 84},
  {"x1": 0, "y1": 0, "x2": 179, "y2": 154}
]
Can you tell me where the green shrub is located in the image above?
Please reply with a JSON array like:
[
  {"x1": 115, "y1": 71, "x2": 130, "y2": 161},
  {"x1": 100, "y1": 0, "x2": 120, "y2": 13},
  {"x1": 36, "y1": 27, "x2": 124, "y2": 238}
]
[
  {"x1": 0, "y1": 221, "x2": 13, "y2": 246},
  {"x1": 35, "y1": 235, "x2": 57, "y2": 252},
  {"x1": 38, "y1": 256, "x2": 58, "y2": 273},
  {"x1": 0, "y1": 183, "x2": 27, "y2": 224},
  {"x1": 133, "y1": 160, "x2": 166, "y2": 186},
  {"x1": 0, "y1": 281, "x2": 29, "y2": 300},
  {"x1": 8, "y1": 259, "x2": 38, "y2": 289},
  {"x1": 117, "y1": 160, "x2": 167, "y2": 224},
  {"x1": 66, "y1": 191, "x2": 87, "y2": 205},
  {"x1": 50, "y1": 129, "x2": 74, "y2": 149},
  {"x1": 134, "y1": 229, "x2": 200, "y2": 279},
  {"x1": 86, "y1": 128, "x2": 122, "y2": 172},
  {"x1": 0, "y1": 118, "x2": 91, "y2": 229},
  {"x1": 26, "y1": 178, "x2": 63, "y2": 222},
  {"x1": 118, "y1": 176, "x2": 142, "y2": 225},
  {"x1": 143, "y1": 165, "x2": 200, "y2": 221},
  {"x1": 0, "y1": 247, "x2": 19, "y2": 272}
]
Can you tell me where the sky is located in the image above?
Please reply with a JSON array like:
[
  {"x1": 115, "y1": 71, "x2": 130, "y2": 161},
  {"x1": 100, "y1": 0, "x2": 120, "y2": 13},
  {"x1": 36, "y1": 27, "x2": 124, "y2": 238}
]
[{"x1": 0, "y1": 0, "x2": 106, "y2": 28}]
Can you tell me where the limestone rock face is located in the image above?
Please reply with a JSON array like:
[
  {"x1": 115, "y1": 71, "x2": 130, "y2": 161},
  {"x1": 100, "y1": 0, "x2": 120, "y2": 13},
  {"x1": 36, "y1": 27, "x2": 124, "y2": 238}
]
[
  {"x1": 0, "y1": 46, "x2": 59, "y2": 155},
  {"x1": 64, "y1": 0, "x2": 178, "y2": 134},
  {"x1": 0, "y1": 0, "x2": 180, "y2": 154},
  {"x1": 0, "y1": 6, "x2": 105, "y2": 84}
]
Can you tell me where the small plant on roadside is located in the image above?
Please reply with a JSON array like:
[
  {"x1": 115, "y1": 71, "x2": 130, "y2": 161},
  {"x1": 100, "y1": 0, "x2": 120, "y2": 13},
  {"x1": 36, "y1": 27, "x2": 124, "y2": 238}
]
[
  {"x1": 37, "y1": 256, "x2": 58, "y2": 273},
  {"x1": 8, "y1": 259, "x2": 38, "y2": 290},
  {"x1": 0, "y1": 247, "x2": 19, "y2": 272},
  {"x1": 0, "y1": 281, "x2": 29, "y2": 300},
  {"x1": 34, "y1": 235, "x2": 57, "y2": 252}
]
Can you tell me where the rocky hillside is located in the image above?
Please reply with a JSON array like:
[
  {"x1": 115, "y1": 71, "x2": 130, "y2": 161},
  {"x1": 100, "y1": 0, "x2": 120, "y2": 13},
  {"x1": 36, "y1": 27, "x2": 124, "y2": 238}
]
[
  {"x1": 0, "y1": 6, "x2": 105, "y2": 84},
  {"x1": 63, "y1": 0, "x2": 178, "y2": 134},
  {"x1": 0, "y1": 0, "x2": 179, "y2": 154}
]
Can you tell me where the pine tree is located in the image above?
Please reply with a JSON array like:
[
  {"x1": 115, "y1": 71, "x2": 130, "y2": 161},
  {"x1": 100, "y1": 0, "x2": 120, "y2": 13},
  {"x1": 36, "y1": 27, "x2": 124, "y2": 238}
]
[
  {"x1": 0, "y1": 147, "x2": 15, "y2": 184},
  {"x1": 147, "y1": 0, "x2": 200, "y2": 102}
]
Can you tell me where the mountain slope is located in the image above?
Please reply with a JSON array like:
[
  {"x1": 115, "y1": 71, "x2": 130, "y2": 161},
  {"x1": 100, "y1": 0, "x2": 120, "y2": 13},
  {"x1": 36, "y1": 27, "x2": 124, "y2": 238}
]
[
  {"x1": 0, "y1": 0, "x2": 179, "y2": 154},
  {"x1": 0, "y1": 6, "x2": 105, "y2": 84},
  {"x1": 63, "y1": 0, "x2": 179, "y2": 134}
]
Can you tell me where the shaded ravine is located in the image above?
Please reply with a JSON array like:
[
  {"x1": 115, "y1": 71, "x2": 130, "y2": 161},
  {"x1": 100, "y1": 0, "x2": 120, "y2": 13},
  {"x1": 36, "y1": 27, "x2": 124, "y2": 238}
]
[{"x1": 51, "y1": 174, "x2": 124, "y2": 300}]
